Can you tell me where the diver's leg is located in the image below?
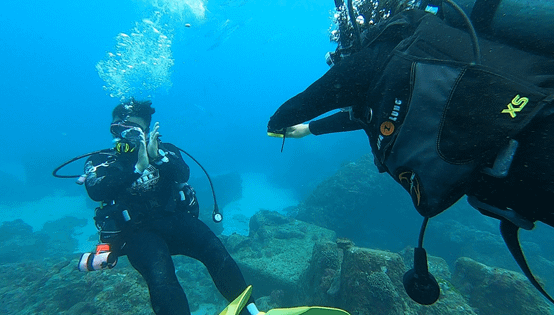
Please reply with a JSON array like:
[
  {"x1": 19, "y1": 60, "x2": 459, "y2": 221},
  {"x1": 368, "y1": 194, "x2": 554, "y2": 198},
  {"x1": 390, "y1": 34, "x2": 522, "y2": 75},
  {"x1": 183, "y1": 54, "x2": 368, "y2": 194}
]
[
  {"x1": 197, "y1": 226, "x2": 251, "y2": 303},
  {"x1": 125, "y1": 230, "x2": 190, "y2": 315},
  {"x1": 165, "y1": 213, "x2": 254, "y2": 312}
]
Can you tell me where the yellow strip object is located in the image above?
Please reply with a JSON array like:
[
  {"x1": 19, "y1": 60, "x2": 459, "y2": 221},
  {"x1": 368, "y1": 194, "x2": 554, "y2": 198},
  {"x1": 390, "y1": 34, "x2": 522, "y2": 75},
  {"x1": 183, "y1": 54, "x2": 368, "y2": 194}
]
[
  {"x1": 266, "y1": 306, "x2": 351, "y2": 315},
  {"x1": 267, "y1": 132, "x2": 284, "y2": 138},
  {"x1": 219, "y1": 285, "x2": 252, "y2": 315}
]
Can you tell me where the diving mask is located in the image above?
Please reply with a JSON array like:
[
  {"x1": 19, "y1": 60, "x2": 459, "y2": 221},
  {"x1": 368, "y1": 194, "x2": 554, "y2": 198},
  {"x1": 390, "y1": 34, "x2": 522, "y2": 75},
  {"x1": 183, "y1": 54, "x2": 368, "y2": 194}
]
[
  {"x1": 111, "y1": 121, "x2": 144, "y2": 153},
  {"x1": 110, "y1": 121, "x2": 143, "y2": 140}
]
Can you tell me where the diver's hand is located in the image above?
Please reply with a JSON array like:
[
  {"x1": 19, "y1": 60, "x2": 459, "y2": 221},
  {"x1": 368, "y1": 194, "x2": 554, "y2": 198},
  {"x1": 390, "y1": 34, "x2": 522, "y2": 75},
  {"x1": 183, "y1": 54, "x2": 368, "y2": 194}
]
[
  {"x1": 135, "y1": 131, "x2": 149, "y2": 174},
  {"x1": 286, "y1": 124, "x2": 311, "y2": 138},
  {"x1": 147, "y1": 121, "x2": 160, "y2": 160}
]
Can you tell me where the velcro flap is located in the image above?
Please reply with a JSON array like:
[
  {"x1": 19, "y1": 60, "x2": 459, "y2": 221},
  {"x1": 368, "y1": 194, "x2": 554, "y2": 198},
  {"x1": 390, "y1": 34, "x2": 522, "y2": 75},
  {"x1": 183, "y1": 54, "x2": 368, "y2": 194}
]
[{"x1": 439, "y1": 66, "x2": 548, "y2": 163}]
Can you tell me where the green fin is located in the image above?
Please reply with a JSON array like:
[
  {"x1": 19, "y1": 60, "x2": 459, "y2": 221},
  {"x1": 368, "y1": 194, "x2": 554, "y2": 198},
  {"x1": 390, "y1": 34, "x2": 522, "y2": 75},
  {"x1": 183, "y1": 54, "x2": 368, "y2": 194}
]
[
  {"x1": 266, "y1": 306, "x2": 351, "y2": 315},
  {"x1": 220, "y1": 285, "x2": 252, "y2": 315}
]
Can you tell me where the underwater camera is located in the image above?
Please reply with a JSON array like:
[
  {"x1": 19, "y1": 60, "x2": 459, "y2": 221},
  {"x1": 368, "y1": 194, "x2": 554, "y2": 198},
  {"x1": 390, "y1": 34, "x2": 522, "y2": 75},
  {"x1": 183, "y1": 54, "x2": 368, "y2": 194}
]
[{"x1": 78, "y1": 243, "x2": 118, "y2": 272}]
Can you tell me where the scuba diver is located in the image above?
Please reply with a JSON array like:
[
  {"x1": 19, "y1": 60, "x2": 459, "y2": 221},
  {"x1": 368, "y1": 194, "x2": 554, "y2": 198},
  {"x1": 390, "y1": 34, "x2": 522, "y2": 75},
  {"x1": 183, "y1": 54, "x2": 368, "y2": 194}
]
[
  {"x1": 72, "y1": 98, "x2": 259, "y2": 315},
  {"x1": 53, "y1": 98, "x2": 352, "y2": 315},
  {"x1": 268, "y1": 0, "x2": 554, "y2": 306}
]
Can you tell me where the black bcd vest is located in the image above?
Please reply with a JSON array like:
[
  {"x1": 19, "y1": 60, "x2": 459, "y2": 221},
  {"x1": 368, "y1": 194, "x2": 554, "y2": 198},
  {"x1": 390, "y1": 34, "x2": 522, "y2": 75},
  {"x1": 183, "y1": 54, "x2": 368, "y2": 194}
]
[{"x1": 360, "y1": 11, "x2": 554, "y2": 219}]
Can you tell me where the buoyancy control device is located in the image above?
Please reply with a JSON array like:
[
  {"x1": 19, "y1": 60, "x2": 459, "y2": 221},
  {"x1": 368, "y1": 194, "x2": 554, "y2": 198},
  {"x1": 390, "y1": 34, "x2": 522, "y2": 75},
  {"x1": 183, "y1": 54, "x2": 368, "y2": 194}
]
[{"x1": 328, "y1": 0, "x2": 554, "y2": 306}]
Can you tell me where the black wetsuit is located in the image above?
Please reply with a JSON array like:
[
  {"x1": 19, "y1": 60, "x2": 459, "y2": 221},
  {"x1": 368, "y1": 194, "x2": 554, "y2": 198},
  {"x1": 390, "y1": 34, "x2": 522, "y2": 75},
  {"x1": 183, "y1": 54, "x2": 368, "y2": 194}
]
[
  {"x1": 84, "y1": 142, "x2": 252, "y2": 315},
  {"x1": 268, "y1": 9, "x2": 554, "y2": 226}
]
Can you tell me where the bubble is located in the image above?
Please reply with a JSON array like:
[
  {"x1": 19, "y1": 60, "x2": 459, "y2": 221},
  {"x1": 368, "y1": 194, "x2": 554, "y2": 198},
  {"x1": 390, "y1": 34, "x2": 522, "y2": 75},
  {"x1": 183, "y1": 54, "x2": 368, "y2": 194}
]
[
  {"x1": 97, "y1": 0, "x2": 206, "y2": 100},
  {"x1": 149, "y1": 0, "x2": 206, "y2": 21},
  {"x1": 96, "y1": 14, "x2": 174, "y2": 100}
]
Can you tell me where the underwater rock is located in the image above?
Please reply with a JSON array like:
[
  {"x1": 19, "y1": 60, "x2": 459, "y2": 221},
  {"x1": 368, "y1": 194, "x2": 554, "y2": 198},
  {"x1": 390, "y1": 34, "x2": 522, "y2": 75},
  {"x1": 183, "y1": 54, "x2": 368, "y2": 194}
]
[
  {"x1": 452, "y1": 257, "x2": 552, "y2": 315},
  {"x1": 399, "y1": 247, "x2": 452, "y2": 282},
  {"x1": 295, "y1": 154, "x2": 420, "y2": 251},
  {"x1": 249, "y1": 209, "x2": 293, "y2": 233},
  {"x1": 299, "y1": 240, "x2": 342, "y2": 306},
  {"x1": 0, "y1": 255, "x2": 228, "y2": 315},
  {"x1": 227, "y1": 210, "x2": 478, "y2": 314},
  {"x1": 427, "y1": 218, "x2": 517, "y2": 269},
  {"x1": 42, "y1": 216, "x2": 87, "y2": 256},
  {"x1": 427, "y1": 215, "x2": 554, "y2": 294},
  {"x1": 224, "y1": 210, "x2": 336, "y2": 303},
  {"x1": 337, "y1": 246, "x2": 476, "y2": 315},
  {"x1": 225, "y1": 232, "x2": 252, "y2": 253},
  {"x1": 0, "y1": 217, "x2": 86, "y2": 264},
  {"x1": 0, "y1": 219, "x2": 49, "y2": 264},
  {"x1": 255, "y1": 295, "x2": 278, "y2": 313},
  {"x1": 294, "y1": 153, "x2": 554, "y2": 307},
  {"x1": 0, "y1": 257, "x2": 152, "y2": 314},
  {"x1": 338, "y1": 246, "x2": 409, "y2": 314},
  {"x1": 2, "y1": 208, "x2": 549, "y2": 314}
]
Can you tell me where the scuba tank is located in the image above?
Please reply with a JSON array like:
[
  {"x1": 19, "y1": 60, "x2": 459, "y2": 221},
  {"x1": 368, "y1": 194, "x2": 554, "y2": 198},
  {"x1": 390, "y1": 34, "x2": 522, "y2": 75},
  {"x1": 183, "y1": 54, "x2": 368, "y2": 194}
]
[
  {"x1": 441, "y1": 0, "x2": 554, "y2": 57},
  {"x1": 329, "y1": 0, "x2": 554, "y2": 65}
]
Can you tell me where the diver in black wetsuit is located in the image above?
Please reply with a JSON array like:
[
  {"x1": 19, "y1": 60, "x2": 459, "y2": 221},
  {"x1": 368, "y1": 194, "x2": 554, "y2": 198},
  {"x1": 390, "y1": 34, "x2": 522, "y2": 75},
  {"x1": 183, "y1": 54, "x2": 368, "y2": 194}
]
[
  {"x1": 268, "y1": 7, "x2": 554, "y2": 305},
  {"x1": 268, "y1": 8, "x2": 554, "y2": 225},
  {"x1": 84, "y1": 99, "x2": 256, "y2": 315}
]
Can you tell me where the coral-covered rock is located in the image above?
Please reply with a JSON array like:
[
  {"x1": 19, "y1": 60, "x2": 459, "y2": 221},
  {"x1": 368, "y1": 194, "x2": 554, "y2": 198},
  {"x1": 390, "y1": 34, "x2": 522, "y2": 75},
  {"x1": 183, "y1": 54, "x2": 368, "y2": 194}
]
[
  {"x1": 1, "y1": 209, "x2": 549, "y2": 315},
  {"x1": 223, "y1": 210, "x2": 337, "y2": 304},
  {"x1": 399, "y1": 247, "x2": 452, "y2": 283},
  {"x1": 0, "y1": 257, "x2": 152, "y2": 314},
  {"x1": 299, "y1": 241, "x2": 342, "y2": 306},
  {"x1": 452, "y1": 257, "x2": 551, "y2": 315},
  {"x1": 0, "y1": 255, "x2": 228, "y2": 315},
  {"x1": 0, "y1": 219, "x2": 50, "y2": 264},
  {"x1": 295, "y1": 155, "x2": 421, "y2": 251},
  {"x1": 0, "y1": 217, "x2": 86, "y2": 265},
  {"x1": 335, "y1": 245, "x2": 476, "y2": 315},
  {"x1": 338, "y1": 246, "x2": 409, "y2": 314}
]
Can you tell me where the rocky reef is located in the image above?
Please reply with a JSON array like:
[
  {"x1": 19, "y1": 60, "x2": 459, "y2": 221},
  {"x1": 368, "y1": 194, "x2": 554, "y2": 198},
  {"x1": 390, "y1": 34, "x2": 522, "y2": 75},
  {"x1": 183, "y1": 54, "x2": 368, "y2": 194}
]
[
  {"x1": 294, "y1": 154, "x2": 554, "y2": 294},
  {"x1": 452, "y1": 257, "x2": 552, "y2": 315},
  {"x1": 223, "y1": 210, "x2": 337, "y2": 302},
  {"x1": 0, "y1": 217, "x2": 86, "y2": 264},
  {"x1": 2, "y1": 211, "x2": 551, "y2": 314}
]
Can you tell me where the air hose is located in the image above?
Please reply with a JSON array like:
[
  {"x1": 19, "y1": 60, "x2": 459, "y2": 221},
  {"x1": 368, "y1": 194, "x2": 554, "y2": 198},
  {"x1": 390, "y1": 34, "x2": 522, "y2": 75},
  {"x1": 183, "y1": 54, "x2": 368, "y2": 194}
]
[{"x1": 52, "y1": 145, "x2": 222, "y2": 223}]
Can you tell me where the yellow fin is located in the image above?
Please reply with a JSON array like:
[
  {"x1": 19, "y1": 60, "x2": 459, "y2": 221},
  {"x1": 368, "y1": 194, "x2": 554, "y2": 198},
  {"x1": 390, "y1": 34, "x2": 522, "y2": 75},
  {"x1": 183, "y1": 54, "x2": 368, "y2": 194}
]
[
  {"x1": 219, "y1": 285, "x2": 252, "y2": 315},
  {"x1": 265, "y1": 306, "x2": 350, "y2": 315}
]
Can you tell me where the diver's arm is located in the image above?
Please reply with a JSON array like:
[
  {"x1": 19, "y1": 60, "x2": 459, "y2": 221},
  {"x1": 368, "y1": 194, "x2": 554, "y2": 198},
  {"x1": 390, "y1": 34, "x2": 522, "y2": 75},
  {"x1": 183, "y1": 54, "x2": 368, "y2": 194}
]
[
  {"x1": 268, "y1": 43, "x2": 391, "y2": 132},
  {"x1": 308, "y1": 111, "x2": 363, "y2": 135},
  {"x1": 147, "y1": 122, "x2": 161, "y2": 160},
  {"x1": 84, "y1": 153, "x2": 142, "y2": 202},
  {"x1": 286, "y1": 111, "x2": 362, "y2": 138},
  {"x1": 146, "y1": 123, "x2": 190, "y2": 183}
]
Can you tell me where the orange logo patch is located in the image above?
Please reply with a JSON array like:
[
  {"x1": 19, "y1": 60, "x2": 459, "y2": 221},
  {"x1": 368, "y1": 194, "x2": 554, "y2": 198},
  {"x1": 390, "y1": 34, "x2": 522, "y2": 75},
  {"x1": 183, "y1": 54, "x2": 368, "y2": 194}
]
[{"x1": 380, "y1": 121, "x2": 395, "y2": 136}]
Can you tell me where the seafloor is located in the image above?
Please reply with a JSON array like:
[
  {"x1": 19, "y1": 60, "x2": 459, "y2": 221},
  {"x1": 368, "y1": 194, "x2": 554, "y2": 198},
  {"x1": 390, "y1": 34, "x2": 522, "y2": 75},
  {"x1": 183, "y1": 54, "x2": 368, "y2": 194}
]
[{"x1": 1, "y1": 155, "x2": 553, "y2": 314}]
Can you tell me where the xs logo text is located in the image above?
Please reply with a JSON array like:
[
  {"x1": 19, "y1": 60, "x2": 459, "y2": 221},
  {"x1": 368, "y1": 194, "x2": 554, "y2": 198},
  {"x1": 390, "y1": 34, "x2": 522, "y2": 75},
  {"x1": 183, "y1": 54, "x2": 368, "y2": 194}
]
[{"x1": 502, "y1": 94, "x2": 529, "y2": 118}]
